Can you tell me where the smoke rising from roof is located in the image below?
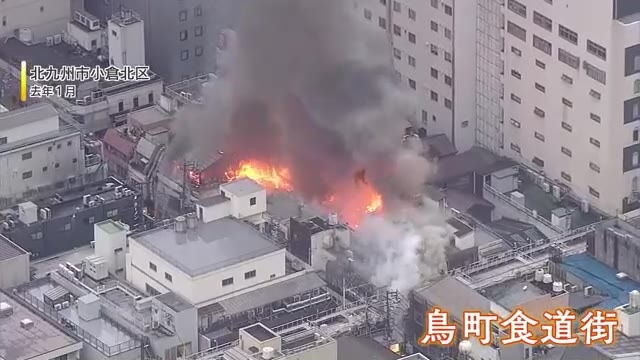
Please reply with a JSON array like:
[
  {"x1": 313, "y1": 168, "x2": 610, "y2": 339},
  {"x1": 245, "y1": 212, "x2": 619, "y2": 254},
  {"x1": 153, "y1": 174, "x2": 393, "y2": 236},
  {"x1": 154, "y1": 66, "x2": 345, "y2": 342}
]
[{"x1": 168, "y1": 0, "x2": 449, "y2": 289}]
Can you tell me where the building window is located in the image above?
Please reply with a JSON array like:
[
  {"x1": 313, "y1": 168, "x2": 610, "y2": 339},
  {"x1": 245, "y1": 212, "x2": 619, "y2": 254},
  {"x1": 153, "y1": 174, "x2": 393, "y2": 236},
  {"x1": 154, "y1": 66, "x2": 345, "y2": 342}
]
[
  {"x1": 444, "y1": 28, "x2": 452, "y2": 39},
  {"x1": 444, "y1": 5, "x2": 452, "y2": 15},
  {"x1": 148, "y1": 93, "x2": 154, "y2": 104},
  {"x1": 431, "y1": 21, "x2": 438, "y2": 32},
  {"x1": 534, "y1": 132, "x2": 545, "y2": 142},
  {"x1": 510, "y1": 93, "x2": 521, "y2": 104},
  {"x1": 430, "y1": 44, "x2": 439, "y2": 55},
  {"x1": 179, "y1": 10, "x2": 187, "y2": 22},
  {"x1": 431, "y1": 0, "x2": 438, "y2": 8},
  {"x1": 408, "y1": 55, "x2": 416, "y2": 67},
  {"x1": 510, "y1": 143, "x2": 521, "y2": 153},
  {"x1": 445, "y1": 75, "x2": 452, "y2": 86},
  {"x1": 507, "y1": 21, "x2": 526, "y2": 42},
  {"x1": 1, "y1": 16, "x2": 5, "y2": 27},
  {"x1": 149, "y1": 262, "x2": 157, "y2": 272},
  {"x1": 431, "y1": 91, "x2": 439, "y2": 102},
  {"x1": 634, "y1": 129, "x2": 639, "y2": 142},
  {"x1": 588, "y1": 89, "x2": 601, "y2": 100},
  {"x1": 22, "y1": 171, "x2": 32, "y2": 179},
  {"x1": 535, "y1": 83, "x2": 546, "y2": 93},
  {"x1": 561, "y1": 122, "x2": 573, "y2": 132},
  {"x1": 195, "y1": 46, "x2": 203, "y2": 56},
  {"x1": 408, "y1": 32, "x2": 416, "y2": 44},
  {"x1": 558, "y1": 48, "x2": 580, "y2": 69},
  {"x1": 431, "y1": 67, "x2": 439, "y2": 79},
  {"x1": 378, "y1": 17, "x2": 386, "y2": 29},
  {"x1": 393, "y1": 25, "x2": 401, "y2": 36},
  {"x1": 445, "y1": 99, "x2": 452, "y2": 109},
  {"x1": 107, "y1": 209, "x2": 118, "y2": 217},
  {"x1": 584, "y1": 61, "x2": 606, "y2": 84},
  {"x1": 633, "y1": 177, "x2": 639, "y2": 192},
  {"x1": 589, "y1": 162, "x2": 600, "y2": 173},
  {"x1": 587, "y1": 40, "x2": 607, "y2": 61},
  {"x1": 380, "y1": 0, "x2": 386, "y2": 4},
  {"x1": 589, "y1": 187, "x2": 600, "y2": 198},
  {"x1": 393, "y1": 47, "x2": 401, "y2": 60},
  {"x1": 635, "y1": 152, "x2": 640, "y2": 167},
  {"x1": 561, "y1": 172, "x2": 572, "y2": 182},
  {"x1": 533, "y1": 35, "x2": 552, "y2": 55},
  {"x1": 64, "y1": 223, "x2": 71, "y2": 231},
  {"x1": 118, "y1": 101, "x2": 124, "y2": 112},
  {"x1": 42, "y1": 166, "x2": 48, "y2": 172},
  {"x1": 146, "y1": 284, "x2": 160, "y2": 296},
  {"x1": 165, "y1": 272, "x2": 173, "y2": 282},
  {"x1": 510, "y1": 118, "x2": 521, "y2": 128},
  {"x1": 250, "y1": 197, "x2": 257, "y2": 206},
  {"x1": 445, "y1": 51, "x2": 452, "y2": 62},
  {"x1": 422, "y1": 110, "x2": 428, "y2": 124},
  {"x1": 72, "y1": 158, "x2": 77, "y2": 164},
  {"x1": 511, "y1": 70, "x2": 521, "y2": 79},
  {"x1": 364, "y1": 9, "x2": 372, "y2": 20},
  {"x1": 533, "y1": 11, "x2": 552, "y2": 31},
  {"x1": 22, "y1": 152, "x2": 32, "y2": 160},
  {"x1": 393, "y1": 1, "x2": 401, "y2": 12},
  {"x1": 558, "y1": 25, "x2": 578, "y2": 45},
  {"x1": 408, "y1": 78, "x2": 416, "y2": 90},
  {"x1": 0, "y1": 137, "x2": 6, "y2": 145},
  {"x1": 561, "y1": 146, "x2": 572, "y2": 157},
  {"x1": 222, "y1": 277, "x2": 234, "y2": 286},
  {"x1": 408, "y1": 8, "x2": 416, "y2": 20},
  {"x1": 88, "y1": 216, "x2": 95, "y2": 224},
  {"x1": 535, "y1": 60, "x2": 546, "y2": 69},
  {"x1": 180, "y1": 50, "x2": 189, "y2": 61},
  {"x1": 511, "y1": 46, "x2": 522, "y2": 56},
  {"x1": 534, "y1": 107, "x2": 545, "y2": 117},
  {"x1": 532, "y1": 157, "x2": 545, "y2": 167},
  {"x1": 507, "y1": 0, "x2": 527, "y2": 18},
  {"x1": 180, "y1": 30, "x2": 188, "y2": 41},
  {"x1": 635, "y1": 80, "x2": 640, "y2": 94},
  {"x1": 561, "y1": 74, "x2": 573, "y2": 84},
  {"x1": 590, "y1": 137, "x2": 601, "y2": 148},
  {"x1": 562, "y1": 98, "x2": 573, "y2": 107},
  {"x1": 194, "y1": 5, "x2": 203, "y2": 17},
  {"x1": 590, "y1": 113, "x2": 601, "y2": 123},
  {"x1": 461, "y1": 121, "x2": 469, "y2": 128},
  {"x1": 244, "y1": 270, "x2": 256, "y2": 279},
  {"x1": 195, "y1": 25, "x2": 203, "y2": 37},
  {"x1": 133, "y1": 96, "x2": 139, "y2": 108},
  {"x1": 54, "y1": 162, "x2": 60, "y2": 168}
]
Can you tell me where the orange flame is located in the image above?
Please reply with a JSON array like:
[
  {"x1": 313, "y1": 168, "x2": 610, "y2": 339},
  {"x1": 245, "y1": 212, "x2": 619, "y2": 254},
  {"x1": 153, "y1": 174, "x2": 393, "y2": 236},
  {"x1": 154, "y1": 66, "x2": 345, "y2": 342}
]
[
  {"x1": 225, "y1": 159, "x2": 383, "y2": 226},
  {"x1": 224, "y1": 160, "x2": 293, "y2": 191}
]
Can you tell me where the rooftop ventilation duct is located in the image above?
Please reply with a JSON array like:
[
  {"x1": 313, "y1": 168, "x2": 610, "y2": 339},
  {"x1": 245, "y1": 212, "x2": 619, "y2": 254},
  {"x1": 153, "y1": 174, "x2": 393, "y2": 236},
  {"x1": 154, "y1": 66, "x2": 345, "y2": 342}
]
[
  {"x1": 20, "y1": 318, "x2": 34, "y2": 330},
  {"x1": 0, "y1": 302, "x2": 13, "y2": 318},
  {"x1": 174, "y1": 216, "x2": 187, "y2": 233},
  {"x1": 262, "y1": 347, "x2": 275, "y2": 360}
]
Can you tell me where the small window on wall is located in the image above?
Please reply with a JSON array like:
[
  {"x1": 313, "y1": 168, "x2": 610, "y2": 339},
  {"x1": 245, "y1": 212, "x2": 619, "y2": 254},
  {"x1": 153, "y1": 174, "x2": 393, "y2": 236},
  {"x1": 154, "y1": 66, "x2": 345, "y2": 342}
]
[{"x1": 249, "y1": 197, "x2": 256, "y2": 206}]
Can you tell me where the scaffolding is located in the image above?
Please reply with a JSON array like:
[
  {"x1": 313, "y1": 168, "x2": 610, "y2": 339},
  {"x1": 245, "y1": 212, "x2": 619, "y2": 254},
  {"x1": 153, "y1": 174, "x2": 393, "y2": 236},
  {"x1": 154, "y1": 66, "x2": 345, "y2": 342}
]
[{"x1": 475, "y1": 0, "x2": 505, "y2": 153}]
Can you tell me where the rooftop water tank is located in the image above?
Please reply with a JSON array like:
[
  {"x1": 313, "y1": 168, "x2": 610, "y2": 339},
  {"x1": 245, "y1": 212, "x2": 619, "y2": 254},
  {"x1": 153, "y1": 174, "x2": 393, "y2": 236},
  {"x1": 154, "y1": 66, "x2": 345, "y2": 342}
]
[
  {"x1": 630, "y1": 290, "x2": 640, "y2": 308},
  {"x1": 534, "y1": 269, "x2": 544, "y2": 282},
  {"x1": 543, "y1": 274, "x2": 553, "y2": 284},
  {"x1": 552, "y1": 281, "x2": 563, "y2": 293}
]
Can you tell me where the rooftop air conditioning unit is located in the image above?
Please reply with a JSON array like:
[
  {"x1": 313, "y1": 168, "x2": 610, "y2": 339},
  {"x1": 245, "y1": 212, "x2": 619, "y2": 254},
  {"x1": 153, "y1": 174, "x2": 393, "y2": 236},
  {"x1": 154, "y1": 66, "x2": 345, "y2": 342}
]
[
  {"x1": 88, "y1": 200, "x2": 96, "y2": 207},
  {"x1": 83, "y1": 96, "x2": 91, "y2": 103},
  {"x1": 53, "y1": 34, "x2": 62, "y2": 44},
  {"x1": 54, "y1": 304, "x2": 62, "y2": 310},
  {"x1": 89, "y1": 20, "x2": 100, "y2": 31},
  {"x1": 46, "y1": 36, "x2": 54, "y2": 46},
  {"x1": 62, "y1": 301, "x2": 69, "y2": 308},
  {"x1": 75, "y1": 99, "x2": 86, "y2": 106}
]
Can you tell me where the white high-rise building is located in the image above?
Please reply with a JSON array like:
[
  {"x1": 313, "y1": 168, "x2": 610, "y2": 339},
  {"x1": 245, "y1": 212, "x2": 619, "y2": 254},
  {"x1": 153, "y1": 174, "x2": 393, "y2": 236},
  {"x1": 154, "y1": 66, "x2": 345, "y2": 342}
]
[
  {"x1": 354, "y1": 0, "x2": 478, "y2": 152},
  {"x1": 501, "y1": 0, "x2": 640, "y2": 215}
]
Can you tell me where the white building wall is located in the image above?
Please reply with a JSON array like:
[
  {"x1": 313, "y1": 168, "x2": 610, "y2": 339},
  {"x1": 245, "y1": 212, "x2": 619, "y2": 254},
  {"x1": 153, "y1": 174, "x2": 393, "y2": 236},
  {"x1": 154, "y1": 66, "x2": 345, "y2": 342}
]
[
  {"x1": 107, "y1": 17, "x2": 146, "y2": 67},
  {"x1": 354, "y1": 0, "x2": 475, "y2": 151},
  {"x1": 0, "y1": 0, "x2": 72, "y2": 42},
  {"x1": 0, "y1": 252, "x2": 29, "y2": 289},
  {"x1": 0, "y1": 132, "x2": 84, "y2": 199},
  {"x1": 502, "y1": 0, "x2": 640, "y2": 215},
  {"x1": 94, "y1": 220, "x2": 128, "y2": 274},
  {"x1": 67, "y1": 22, "x2": 103, "y2": 52},
  {"x1": 128, "y1": 238, "x2": 286, "y2": 306}
]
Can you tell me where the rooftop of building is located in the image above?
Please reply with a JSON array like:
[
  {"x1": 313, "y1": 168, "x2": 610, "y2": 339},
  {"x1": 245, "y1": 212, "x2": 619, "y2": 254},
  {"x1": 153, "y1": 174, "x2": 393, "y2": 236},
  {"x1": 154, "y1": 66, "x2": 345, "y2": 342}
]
[
  {"x1": 0, "y1": 37, "x2": 104, "y2": 70},
  {"x1": 445, "y1": 218, "x2": 473, "y2": 237},
  {"x1": 0, "y1": 290, "x2": 81, "y2": 360},
  {"x1": 95, "y1": 219, "x2": 128, "y2": 234},
  {"x1": 156, "y1": 291, "x2": 193, "y2": 313},
  {"x1": 130, "y1": 216, "x2": 281, "y2": 277},
  {"x1": 483, "y1": 277, "x2": 563, "y2": 310},
  {"x1": 414, "y1": 276, "x2": 491, "y2": 320},
  {"x1": 336, "y1": 336, "x2": 399, "y2": 360},
  {"x1": 128, "y1": 105, "x2": 172, "y2": 131},
  {"x1": 0, "y1": 123, "x2": 78, "y2": 155},
  {"x1": 102, "y1": 128, "x2": 137, "y2": 157},
  {"x1": 0, "y1": 233, "x2": 27, "y2": 261},
  {"x1": 0, "y1": 176, "x2": 137, "y2": 229},
  {"x1": 421, "y1": 133, "x2": 457, "y2": 158},
  {"x1": 198, "y1": 271, "x2": 327, "y2": 317},
  {"x1": 516, "y1": 173, "x2": 607, "y2": 228},
  {"x1": 485, "y1": 217, "x2": 548, "y2": 248},
  {"x1": 430, "y1": 147, "x2": 517, "y2": 185},
  {"x1": 560, "y1": 253, "x2": 640, "y2": 309},
  {"x1": 244, "y1": 323, "x2": 278, "y2": 342},
  {"x1": 0, "y1": 68, "x2": 43, "y2": 111},
  {"x1": 220, "y1": 178, "x2": 264, "y2": 197},
  {"x1": 0, "y1": 102, "x2": 57, "y2": 132},
  {"x1": 298, "y1": 216, "x2": 350, "y2": 235},
  {"x1": 165, "y1": 73, "x2": 215, "y2": 105}
]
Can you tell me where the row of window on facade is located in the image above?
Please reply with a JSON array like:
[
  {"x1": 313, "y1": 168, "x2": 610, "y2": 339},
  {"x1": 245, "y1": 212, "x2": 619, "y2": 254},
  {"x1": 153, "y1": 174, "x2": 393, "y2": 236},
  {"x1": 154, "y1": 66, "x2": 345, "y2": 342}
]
[
  {"x1": 117, "y1": 92, "x2": 154, "y2": 113},
  {"x1": 178, "y1": 5, "x2": 203, "y2": 23},
  {"x1": 148, "y1": 260, "x2": 260, "y2": 286},
  {"x1": 21, "y1": 159, "x2": 79, "y2": 180}
]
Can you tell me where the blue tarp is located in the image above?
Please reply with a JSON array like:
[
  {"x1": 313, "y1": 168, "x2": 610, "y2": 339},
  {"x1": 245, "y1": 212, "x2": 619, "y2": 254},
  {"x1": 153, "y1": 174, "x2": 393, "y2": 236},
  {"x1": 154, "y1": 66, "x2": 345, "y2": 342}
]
[{"x1": 560, "y1": 253, "x2": 640, "y2": 309}]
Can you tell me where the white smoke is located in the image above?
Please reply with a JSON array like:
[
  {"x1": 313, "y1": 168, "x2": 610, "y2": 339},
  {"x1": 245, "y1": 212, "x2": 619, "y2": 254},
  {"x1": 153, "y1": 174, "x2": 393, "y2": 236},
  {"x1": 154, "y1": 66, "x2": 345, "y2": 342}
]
[{"x1": 354, "y1": 198, "x2": 450, "y2": 293}]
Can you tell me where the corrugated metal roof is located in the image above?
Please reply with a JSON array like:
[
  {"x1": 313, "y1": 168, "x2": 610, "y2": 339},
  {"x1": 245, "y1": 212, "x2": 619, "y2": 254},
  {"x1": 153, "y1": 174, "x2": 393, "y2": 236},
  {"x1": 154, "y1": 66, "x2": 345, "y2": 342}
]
[
  {"x1": 212, "y1": 272, "x2": 326, "y2": 316},
  {"x1": 102, "y1": 129, "x2": 135, "y2": 157},
  {"x1": 0, "y1": 234, "x2": 27, "y2": 261},
  {"x1": 0, "y1": 102, "x2": 57, "y2": 131},
  {"x1": 560, "y1": 253, "x2": 640, "y2": 309}
]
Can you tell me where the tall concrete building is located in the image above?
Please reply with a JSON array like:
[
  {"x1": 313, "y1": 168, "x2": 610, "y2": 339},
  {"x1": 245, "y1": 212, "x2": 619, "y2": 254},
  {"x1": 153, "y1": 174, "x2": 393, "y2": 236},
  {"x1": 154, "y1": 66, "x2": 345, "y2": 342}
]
[
  {"x1": 0, "y1": 0, "x2": 74, "y2": 42},
  {"x1": 354, "y1": 0, "x2": 478, "y2": 152},
  {"x1": 85, "y1": 0, "x2": 244, "y2": 83},
  {"x1": 501, "y1": 0, "x2": 640, "y2": 215}
]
